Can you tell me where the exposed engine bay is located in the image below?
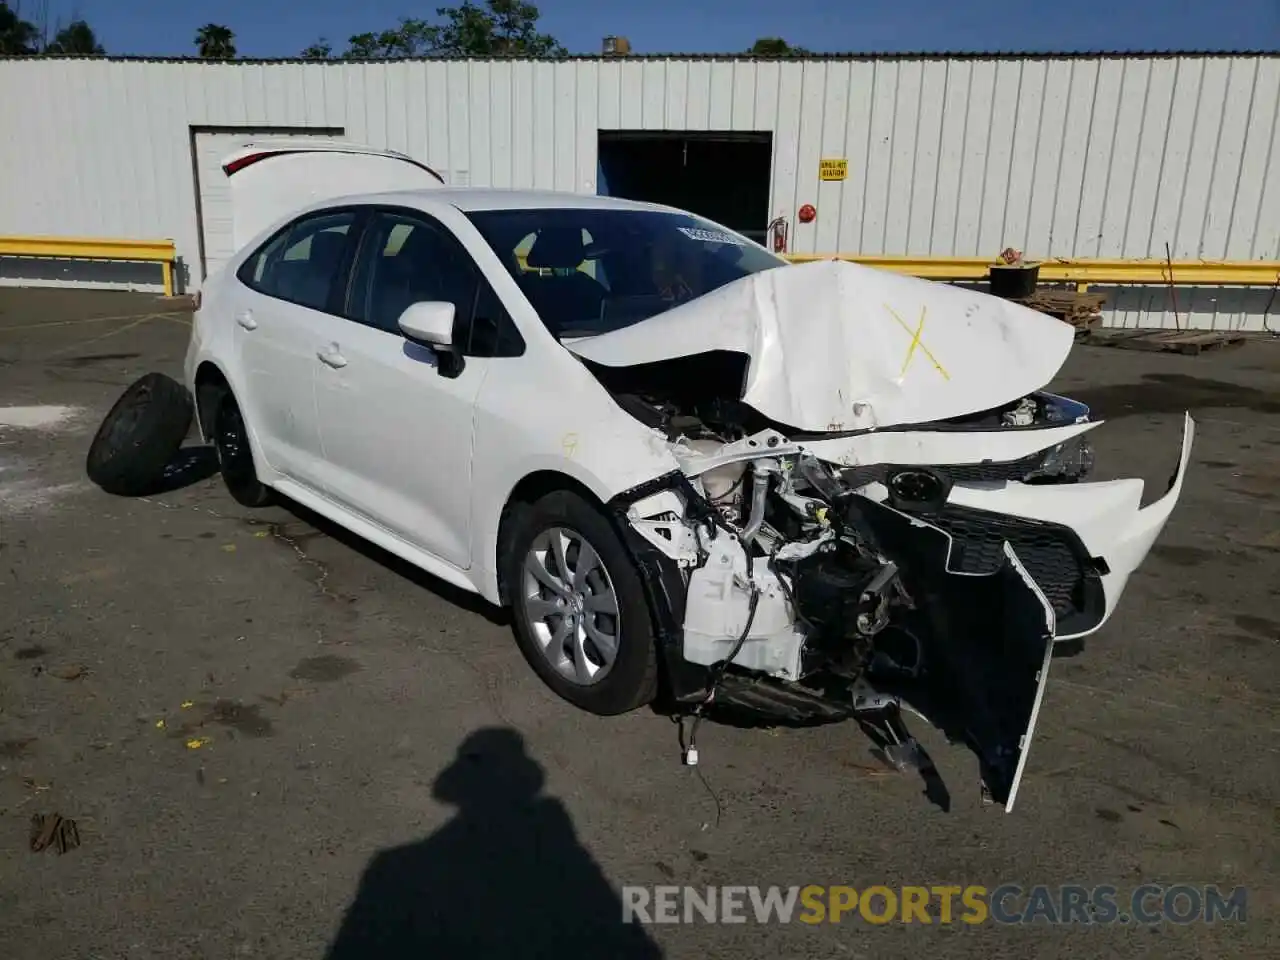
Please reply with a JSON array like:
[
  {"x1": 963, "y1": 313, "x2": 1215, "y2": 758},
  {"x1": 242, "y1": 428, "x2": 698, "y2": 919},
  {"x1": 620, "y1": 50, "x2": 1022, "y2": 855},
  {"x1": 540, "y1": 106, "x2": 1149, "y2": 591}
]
[
  {"x1": 604, "y1": 379, "x2": 1193, "y2": 813},
  {"x1": 585, "y1": 350, "x2": 1098, "y2": 488},
  {"x1": 564, "y1": 260, "x2": 1193, "y2": 813},
  {"x1": 611, "y1": 399, "x2": 1066, "y2": 811}
]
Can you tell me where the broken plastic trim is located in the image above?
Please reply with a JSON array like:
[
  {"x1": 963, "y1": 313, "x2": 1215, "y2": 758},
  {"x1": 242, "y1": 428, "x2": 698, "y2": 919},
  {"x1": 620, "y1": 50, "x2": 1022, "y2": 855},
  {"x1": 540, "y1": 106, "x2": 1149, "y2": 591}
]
[
  {"x1": 851, "y1": 492, "x2": 1106, "y2": 638},
  {"x1": 606, "y1": 470, "x2": 714, "y2": 704},
  {"x1": 783, "y1": 392, "x2": 1095, "y2": 442},
  {"x1": 833, "y1": 495, "x2": 1059, "y2": 809}
]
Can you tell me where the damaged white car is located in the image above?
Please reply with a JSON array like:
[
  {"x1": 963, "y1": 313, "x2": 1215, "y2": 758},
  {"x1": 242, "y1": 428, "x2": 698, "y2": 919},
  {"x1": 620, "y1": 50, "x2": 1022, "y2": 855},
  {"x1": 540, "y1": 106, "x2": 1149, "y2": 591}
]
[{"x1": 185, "y1": 142, "x2": 1193, "y2": 811}]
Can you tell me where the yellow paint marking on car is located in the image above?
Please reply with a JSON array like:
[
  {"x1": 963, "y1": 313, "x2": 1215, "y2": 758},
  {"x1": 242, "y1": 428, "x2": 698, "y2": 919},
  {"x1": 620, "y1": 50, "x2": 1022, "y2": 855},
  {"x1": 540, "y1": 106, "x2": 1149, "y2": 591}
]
[{"x1": 885, "y1": 304, "x2": 950, "y2": 381}]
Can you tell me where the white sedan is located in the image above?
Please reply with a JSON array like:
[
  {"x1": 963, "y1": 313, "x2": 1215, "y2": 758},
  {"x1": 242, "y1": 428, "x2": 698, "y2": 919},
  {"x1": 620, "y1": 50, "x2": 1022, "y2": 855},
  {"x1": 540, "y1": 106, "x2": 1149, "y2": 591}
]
[{"x1": 184, "y1": 142, "x2": 1192, "y2": 811}]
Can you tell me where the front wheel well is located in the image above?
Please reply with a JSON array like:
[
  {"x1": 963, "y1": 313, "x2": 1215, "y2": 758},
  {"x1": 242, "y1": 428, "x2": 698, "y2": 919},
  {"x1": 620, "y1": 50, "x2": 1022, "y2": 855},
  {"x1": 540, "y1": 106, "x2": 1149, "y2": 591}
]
[
  {"x1": 494, "y1": 471, "x2": 607, "y2": 606},
  {"x1": 193, "y1": 362, "x2": 231, "y2": 439}
]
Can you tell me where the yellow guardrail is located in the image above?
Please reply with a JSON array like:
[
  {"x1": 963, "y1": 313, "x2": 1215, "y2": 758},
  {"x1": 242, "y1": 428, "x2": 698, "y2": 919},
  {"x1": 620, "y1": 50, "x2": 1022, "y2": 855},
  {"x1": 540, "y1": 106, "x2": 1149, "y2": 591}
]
[
  {"x1": 515, "y1": 247, "x2": 1279, "y2": 289},
  {"x1": 784, "y1": 254, "x2": 1280, "y2": 288},
  {"x1": 0, "y1": 236, "x2": 177, "y2": 296}
]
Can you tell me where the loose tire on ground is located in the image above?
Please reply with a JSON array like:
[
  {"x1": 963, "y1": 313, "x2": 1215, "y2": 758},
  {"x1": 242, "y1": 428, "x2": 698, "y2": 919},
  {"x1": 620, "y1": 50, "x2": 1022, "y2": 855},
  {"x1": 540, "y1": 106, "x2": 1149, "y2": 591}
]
[
  {"x1": 503, "y1": 489, "x2": 659, "y2": 716},
  {"x1": 85, "y1": 372, "x2": 194, "y2": 497},
  {"x1": 212, "y1": 390, "x2": 274, "y2": 508}
]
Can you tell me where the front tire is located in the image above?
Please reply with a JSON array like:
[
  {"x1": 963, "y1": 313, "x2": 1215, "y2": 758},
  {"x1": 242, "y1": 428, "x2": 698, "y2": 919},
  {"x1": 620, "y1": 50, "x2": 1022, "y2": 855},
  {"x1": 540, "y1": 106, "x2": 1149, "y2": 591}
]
[
  {"x1": 212, "y1": 391, "x2": 273, "y2": 508},
  {"x1": 504, "y1": 490, "x2": 658, "y2": 716}
]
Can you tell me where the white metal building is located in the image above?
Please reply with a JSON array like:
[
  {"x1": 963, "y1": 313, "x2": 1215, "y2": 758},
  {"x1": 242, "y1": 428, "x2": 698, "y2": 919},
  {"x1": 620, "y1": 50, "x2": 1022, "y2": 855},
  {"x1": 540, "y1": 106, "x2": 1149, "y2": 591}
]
[{"x1": 2, "y1": 51, "x2": 1278, "y2": 329}]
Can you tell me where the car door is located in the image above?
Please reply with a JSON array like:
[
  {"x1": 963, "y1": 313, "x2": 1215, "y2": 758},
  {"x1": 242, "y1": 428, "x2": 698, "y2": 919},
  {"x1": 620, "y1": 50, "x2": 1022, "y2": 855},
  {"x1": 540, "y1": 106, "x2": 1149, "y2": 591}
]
[
  {"x1": 232, "y1": 208, "x2": 362, "y2": 491},
  {"x1": 310, "y1": 208, "x2": 520, "y2": 570}
]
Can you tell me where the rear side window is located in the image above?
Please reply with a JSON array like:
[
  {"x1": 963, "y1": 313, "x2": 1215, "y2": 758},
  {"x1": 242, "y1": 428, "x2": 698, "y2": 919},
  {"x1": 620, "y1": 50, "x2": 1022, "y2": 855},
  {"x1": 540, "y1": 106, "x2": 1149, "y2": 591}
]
[{"x1": 238, "y1": 210, "x2": 358, "y2": 313}]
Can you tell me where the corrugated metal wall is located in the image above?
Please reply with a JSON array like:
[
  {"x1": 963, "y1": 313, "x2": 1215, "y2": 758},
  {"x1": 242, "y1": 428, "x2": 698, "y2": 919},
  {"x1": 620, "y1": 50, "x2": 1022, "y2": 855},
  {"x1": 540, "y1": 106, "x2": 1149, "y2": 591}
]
[{"x1": 2, "y1": 54, "x2": 1278, "y2": 328}]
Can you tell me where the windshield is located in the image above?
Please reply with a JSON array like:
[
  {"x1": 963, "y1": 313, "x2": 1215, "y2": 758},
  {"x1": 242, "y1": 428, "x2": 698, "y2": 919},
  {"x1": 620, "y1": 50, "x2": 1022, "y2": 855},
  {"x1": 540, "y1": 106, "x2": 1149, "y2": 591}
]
[{"x1": 464, "y1": 208, "x2": 787, "y2": 338}]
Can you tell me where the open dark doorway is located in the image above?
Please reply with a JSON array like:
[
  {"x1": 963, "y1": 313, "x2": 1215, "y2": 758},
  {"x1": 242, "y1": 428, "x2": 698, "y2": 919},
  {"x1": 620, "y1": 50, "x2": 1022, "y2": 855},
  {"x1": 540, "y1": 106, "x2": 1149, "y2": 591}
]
[{"x1": 597, "y1": 131, "x2": 773, "y2": 244}]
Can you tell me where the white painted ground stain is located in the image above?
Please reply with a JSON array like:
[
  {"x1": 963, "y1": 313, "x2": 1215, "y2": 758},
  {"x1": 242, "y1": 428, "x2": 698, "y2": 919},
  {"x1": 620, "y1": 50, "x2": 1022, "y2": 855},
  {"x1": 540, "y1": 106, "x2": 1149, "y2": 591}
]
[
  {"x1": 0, "y1": 405, "x2": 83, "y2": 430},
  {"x1": 0, "y1": 455, "x2": 88, "y2": 515}
]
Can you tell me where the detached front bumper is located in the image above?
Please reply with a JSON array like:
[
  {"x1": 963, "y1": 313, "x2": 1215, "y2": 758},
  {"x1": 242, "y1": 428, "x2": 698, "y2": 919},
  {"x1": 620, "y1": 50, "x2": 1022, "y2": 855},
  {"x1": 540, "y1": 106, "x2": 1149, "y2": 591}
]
[{"x1": 941, "y1": 412, "x2": 1195, "y2": 640}]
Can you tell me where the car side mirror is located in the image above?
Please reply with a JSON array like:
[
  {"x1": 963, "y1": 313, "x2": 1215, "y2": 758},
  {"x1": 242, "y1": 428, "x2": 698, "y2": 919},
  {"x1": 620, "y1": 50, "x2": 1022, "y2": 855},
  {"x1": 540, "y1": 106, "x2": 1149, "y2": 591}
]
[
  {"x1": 398, "y1": 300, "x2": 464, "y2": 378},
  {"x1": 398, "y1": 301, "x2": 456, "y2": 349}
]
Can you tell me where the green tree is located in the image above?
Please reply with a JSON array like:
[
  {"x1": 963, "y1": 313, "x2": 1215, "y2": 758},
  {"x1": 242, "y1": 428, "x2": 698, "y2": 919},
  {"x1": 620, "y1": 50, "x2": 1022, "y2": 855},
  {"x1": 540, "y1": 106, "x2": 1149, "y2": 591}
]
[
  {"x1": 748, "y1": 37, "x2": 810, "y2": 56},
  {"x1": 0, "y1": 1, "x2": 39, "y2": 54},
  {"x1": 431, "y1": 0, "x2": 566, "y2": 56},
  {"x1": 300, "y1": 38, "x2": 334, "y2": 59},
  {"x1": 44, "y1": 20, "x2": 105, "y2": 55},
  {"x1": 344, "y1": 18, "x2": 434, "y2": 58},
  {"x1": 195, "y1": 23, "x2": 236, "y2": 58},
  {"x1": 341, "y1": 1, "x2": 566, "y2": 59}
]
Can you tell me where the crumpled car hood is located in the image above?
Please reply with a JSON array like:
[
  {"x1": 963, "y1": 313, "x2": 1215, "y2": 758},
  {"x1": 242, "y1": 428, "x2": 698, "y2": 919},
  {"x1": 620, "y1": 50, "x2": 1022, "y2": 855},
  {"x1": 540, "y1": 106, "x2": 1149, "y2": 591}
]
[{"x1": 565, "y1": 259, "x2": 1077, "y2": 432}]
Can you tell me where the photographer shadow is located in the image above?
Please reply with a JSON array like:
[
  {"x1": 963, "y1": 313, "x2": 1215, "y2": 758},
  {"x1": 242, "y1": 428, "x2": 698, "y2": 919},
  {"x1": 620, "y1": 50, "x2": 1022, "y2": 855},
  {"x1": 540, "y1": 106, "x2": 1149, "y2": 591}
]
[{"x1": 325, "y1": 727, "x2": 663, "y2": 959}]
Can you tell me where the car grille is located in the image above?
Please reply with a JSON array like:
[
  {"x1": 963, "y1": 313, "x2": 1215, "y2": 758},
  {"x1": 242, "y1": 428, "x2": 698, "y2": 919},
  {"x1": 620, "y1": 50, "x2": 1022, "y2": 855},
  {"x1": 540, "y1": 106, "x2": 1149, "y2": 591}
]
[
  {"x1": 938, "y1": 452, "x2": 1047, "y2": 483},
  {"x1": 925, "y1": 505, "x2": 1095, "y2": 623},
  {"x1": 841, "y1": 450, "x2": 1047, "y2": 488}
]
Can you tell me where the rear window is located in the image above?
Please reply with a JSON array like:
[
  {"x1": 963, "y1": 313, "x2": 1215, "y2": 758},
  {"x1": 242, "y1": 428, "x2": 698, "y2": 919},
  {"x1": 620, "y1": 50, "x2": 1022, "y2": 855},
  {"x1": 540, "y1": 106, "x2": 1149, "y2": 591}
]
[{"x1": 464, "y1": 208, "x2": 786, "y2": 339}]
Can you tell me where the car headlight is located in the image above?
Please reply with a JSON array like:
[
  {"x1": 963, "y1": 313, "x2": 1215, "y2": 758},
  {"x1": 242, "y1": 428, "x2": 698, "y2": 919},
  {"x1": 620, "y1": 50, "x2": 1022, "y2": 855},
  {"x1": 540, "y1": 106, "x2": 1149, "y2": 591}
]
[
  {"x1": 1029, "y1": 436, "x2": 1095, "y2": 481},
  {"x1": 1039, "y1": 392, "x2": 1091, "y2": 424}
]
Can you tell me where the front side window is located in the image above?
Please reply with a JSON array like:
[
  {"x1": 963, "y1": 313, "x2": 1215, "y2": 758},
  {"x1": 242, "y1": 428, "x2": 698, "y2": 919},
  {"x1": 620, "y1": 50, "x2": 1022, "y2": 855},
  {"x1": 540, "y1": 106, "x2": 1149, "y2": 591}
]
[
  {"x1": 346, "y1": 210, "x2": 524, "y2": 356},
  {"x1": 464, "y1": 208, "x2": 786, "y2": 339},
  {"x1": 238, "y1": 210, "x2": 357, "y2": 313},
  {"x1": 348, "y1": 212, "x2": 480, "y2": 335}
]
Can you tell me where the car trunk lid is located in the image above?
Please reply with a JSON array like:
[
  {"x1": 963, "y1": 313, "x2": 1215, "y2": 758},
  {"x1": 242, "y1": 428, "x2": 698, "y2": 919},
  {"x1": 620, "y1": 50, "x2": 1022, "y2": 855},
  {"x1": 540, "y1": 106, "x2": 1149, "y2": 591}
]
[{"x1": 222, "y1": 139, "x2": 446, "y2": 253}]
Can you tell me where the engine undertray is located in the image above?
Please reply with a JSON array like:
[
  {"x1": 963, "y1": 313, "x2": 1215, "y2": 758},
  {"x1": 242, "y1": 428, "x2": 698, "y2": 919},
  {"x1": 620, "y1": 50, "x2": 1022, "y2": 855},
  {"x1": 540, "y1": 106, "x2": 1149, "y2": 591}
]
[{"x1": 703, "y1": 672, "x2": 860, "y2": 727}]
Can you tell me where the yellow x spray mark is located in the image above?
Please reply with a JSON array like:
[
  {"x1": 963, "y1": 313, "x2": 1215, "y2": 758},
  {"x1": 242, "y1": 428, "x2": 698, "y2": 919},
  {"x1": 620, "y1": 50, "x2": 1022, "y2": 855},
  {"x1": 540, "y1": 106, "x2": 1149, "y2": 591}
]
[{"x1": 885, "y1": 304, "x2": 950, "y2": 381}]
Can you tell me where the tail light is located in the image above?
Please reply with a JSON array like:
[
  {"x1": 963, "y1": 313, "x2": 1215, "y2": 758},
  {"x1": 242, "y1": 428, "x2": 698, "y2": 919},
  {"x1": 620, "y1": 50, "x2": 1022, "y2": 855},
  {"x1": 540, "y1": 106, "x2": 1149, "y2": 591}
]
[{"x1": 222, "y1": 152, "x2": 276, "y2": 176}]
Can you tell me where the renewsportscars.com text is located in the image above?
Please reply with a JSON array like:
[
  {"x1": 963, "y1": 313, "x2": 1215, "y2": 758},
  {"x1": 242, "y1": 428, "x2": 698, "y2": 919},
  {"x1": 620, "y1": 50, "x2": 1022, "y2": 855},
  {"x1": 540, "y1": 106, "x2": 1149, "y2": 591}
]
[{"x1": 622, "y1": 884, "x2": 1247, "y2": 925}]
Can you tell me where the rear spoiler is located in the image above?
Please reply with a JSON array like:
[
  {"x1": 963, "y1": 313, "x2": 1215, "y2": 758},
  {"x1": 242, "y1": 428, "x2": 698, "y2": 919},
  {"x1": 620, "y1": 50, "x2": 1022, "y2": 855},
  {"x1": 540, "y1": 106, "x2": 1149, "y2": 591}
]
[{"x1": 222, "y1": 141, "x2": 445, "y2": 183}]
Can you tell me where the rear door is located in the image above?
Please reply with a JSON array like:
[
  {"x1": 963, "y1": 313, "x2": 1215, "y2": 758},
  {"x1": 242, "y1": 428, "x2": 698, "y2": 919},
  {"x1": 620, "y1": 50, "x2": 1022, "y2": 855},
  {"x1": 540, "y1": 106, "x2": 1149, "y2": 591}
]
[{"x1": 231, "y1": 207, "x2": 365, "y2": 492}]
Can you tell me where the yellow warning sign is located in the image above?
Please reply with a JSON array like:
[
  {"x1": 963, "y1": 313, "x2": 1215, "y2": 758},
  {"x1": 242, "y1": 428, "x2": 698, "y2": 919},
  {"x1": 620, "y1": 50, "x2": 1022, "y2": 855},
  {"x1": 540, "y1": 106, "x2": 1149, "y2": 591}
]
[{"x1": 819, "y1": 158, "x2": 848, "y2": 181}]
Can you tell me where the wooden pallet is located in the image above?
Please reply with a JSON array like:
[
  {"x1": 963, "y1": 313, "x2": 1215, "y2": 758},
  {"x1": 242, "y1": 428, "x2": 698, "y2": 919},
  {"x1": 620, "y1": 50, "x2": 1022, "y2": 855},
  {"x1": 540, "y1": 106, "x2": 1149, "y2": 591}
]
[
  {"x1": 1009, "y1": 288, "x2": 1106, "y2": 335},
  {"x1": 1082, "y1": 328, "x2": 1247, "y2": 355}
]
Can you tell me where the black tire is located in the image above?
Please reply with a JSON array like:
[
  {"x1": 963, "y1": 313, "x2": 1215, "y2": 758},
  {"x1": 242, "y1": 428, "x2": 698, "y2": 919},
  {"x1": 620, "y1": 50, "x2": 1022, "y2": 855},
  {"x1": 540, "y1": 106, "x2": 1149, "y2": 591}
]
[
  {"x1": 212, "y1": 390, "x2": 273, "y2": 508},
  {"x1": 503, "y1": 489, "x2": 658, "y2": 716},
  {"x1": 85, "y1": 372, "x2": 194, "y2": 497}
]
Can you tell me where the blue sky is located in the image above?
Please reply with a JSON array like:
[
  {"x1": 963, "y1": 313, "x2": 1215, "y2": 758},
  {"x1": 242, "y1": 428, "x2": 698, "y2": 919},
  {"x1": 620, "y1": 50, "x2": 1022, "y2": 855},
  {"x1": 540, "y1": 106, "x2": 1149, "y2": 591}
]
[{"x1": 15, "y1": 0, "x2": 1280, "y2": 58}]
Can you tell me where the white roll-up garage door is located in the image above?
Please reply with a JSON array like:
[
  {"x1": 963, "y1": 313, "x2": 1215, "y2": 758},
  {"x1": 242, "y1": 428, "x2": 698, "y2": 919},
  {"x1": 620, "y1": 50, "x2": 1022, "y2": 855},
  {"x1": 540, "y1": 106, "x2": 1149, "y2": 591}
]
[{"x1": 192, "y1": 128, "x2": 343, "y2": 282}]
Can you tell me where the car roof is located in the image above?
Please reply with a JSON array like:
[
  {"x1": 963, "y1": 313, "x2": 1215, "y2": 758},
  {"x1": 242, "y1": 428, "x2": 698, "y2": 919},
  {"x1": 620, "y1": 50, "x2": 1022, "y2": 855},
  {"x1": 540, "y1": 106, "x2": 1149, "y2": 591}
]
[{"x1": 326, "y1": 187, "x2": 685, "y2": 215}]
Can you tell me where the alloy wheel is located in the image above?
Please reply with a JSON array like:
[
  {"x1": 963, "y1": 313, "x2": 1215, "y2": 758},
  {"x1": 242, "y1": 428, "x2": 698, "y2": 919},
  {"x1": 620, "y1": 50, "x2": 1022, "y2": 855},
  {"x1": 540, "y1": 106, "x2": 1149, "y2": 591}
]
[{"x1": 520, "y1": 526, "x2": 621, "y2": 686}]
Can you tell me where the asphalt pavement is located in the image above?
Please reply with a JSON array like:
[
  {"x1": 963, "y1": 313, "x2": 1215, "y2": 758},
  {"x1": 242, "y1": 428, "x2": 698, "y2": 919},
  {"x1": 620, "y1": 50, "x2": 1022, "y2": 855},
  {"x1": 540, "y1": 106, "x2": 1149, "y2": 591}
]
[{"x1": 0, "y1": 287, "x2": 1276, "y2": 959}]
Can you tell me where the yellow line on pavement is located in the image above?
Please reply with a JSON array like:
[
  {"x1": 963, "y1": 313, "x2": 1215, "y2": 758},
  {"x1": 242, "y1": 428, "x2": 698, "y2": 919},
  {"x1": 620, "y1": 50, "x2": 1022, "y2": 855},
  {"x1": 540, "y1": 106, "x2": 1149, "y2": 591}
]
[
  {"x1": 39, "y1": 314, "x2": 169, "y2": 358},
  {"x1": 0, "y1": 310, "x2": 189, "y2": 334}
]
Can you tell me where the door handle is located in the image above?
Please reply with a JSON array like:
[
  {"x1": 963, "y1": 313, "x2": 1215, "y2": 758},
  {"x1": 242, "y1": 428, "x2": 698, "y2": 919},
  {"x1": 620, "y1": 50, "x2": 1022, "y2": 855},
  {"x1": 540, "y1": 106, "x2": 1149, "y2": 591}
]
[
  {"x1": 236, "y1": 310, "x2": 258, "y2": 330},
  {"x1": 317, "y1": 345, "x2": 348, "y2": 368}
]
